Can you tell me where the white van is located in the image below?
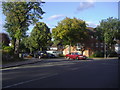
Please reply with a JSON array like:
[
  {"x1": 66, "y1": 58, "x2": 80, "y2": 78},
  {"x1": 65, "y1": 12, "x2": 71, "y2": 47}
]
[{"x1": 46, "y1": 51, "x2": 62, "y2": 57}]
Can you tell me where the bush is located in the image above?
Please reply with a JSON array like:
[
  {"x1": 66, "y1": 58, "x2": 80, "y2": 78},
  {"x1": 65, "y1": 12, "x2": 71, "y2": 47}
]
[
  {"x1": 108, "y1": 51, "x2": 118, "y2": 57},
  {"x1": 2, "y1": 46, "x2": 14, "y2": 61},
  {"x1": 59, "y1": 54, "x2": 65, "y2": 57},
  {"x1": 3, "y1": 46, "x2": 13, "y2": 52},
  {"x1": 91, "y1": 51, "x2": 104, "y2": 57}
]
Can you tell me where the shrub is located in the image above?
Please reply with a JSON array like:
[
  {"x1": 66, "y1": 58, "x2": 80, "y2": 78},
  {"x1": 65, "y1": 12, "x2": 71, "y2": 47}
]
[
  {"x1": 2, "y1": 46, "x2": 14, "y2": 61},
  {"x1": 91, "y1": 51, "x2": 104, "y2": 57},
  {"x1": 59, "y1": 54, "x2": 65, "y2": 57},
  {"x1": 3, "y1": 46, "x2": 14, "y2": 53},
  {"x1": 108, "y1": 51, "x2": 118, "y2": 57}
]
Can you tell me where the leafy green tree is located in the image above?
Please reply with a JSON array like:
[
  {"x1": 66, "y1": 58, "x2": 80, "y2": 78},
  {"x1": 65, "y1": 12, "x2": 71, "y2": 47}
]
[
  {"x1": 2, "y1": 2, "x2": 45, "y2": 54},
  {"x1": 95, "y1": 17, "x2": 120, "y2": 57},
  {"x1": 25, "y1": 22, "x2": 51, "y2": 53},
  {"x1": 52, "y1": 17, "x2": 88, "y2": 53},
  {"x1": 100, "y1": 17, "x2": 119, "y2": 44}
]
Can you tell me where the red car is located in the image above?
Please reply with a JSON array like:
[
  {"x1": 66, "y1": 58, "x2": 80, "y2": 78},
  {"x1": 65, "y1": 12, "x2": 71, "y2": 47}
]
[{"x1": 65, "y1": 52, "x2": 87, "y2": 60}]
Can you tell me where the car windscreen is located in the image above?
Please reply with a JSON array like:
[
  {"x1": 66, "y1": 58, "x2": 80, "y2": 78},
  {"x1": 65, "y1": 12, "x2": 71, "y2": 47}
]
[{"x1": 75, "y1": 52, "x2": 82, "y2": 55}]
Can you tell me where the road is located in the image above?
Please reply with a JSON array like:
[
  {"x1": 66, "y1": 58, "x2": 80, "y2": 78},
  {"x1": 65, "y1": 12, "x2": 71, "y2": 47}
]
[{"x1": 2, "y1": 58, "x2": 119, "y2": 88}]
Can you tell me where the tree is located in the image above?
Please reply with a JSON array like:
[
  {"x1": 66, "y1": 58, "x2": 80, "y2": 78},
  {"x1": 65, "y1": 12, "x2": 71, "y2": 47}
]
[
  {"x1": 25, "y1": 22, "x2": 51, "y2": 53},
  {"x1": 95, "y1": 17, "x2": 120, "y2": 57},
  {"x1": 2, "y1": 2, "x2": 45, "y2": 55},
  {"x1": 52, "y1": 17, "x2": 88, "y2": 53}
]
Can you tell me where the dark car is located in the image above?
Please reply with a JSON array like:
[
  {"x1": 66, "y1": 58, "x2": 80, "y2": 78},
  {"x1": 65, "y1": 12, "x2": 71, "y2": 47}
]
[
  {"x1": 34, "y1": 51, "x2": 55, "y2": 59},
  {"x1": 118, "y1": 54, "x2": 120, "y2": 59},
  {"x1": 65, "y1": 52, "x2": 87, "y2": 60},
  {"x1": 34, "y1": 51, "x2": 47, "y2": 58},
  {"x1": 46, "y1": 53, "x2": 56, "y2": 58}
]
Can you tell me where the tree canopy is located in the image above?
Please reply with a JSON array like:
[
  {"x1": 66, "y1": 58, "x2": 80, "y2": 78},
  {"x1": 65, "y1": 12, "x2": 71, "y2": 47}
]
[
  {"x1": 24, "y1": 22, "x2": 51, "y2": 53},
  {"x1": 95, "y1": 17, "x2": 120, "y2": 57},
  {"x1": 52, "y1": 17, "x2": 88, "y2": 53},
  {"x1": 52, "y1": 17, "x2": 88, "y2": 46},
  {"x1": 2, "y1": 2, "x2": 45, "y2": 54},
  {"x1": 95, "y1": 17, "x2": 120, "y2": 44}
]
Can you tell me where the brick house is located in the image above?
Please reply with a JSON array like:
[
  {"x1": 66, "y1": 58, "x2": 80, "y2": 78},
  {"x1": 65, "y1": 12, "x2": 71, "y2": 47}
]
[{"x1": 63, "y1": 27, "x2": 105, "y2": 57}]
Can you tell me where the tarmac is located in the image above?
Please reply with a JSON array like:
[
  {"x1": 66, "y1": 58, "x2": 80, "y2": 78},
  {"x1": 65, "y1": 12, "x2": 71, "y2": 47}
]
[{"x1": 0, "y1": 57, "x2": 118, "y2": 69}]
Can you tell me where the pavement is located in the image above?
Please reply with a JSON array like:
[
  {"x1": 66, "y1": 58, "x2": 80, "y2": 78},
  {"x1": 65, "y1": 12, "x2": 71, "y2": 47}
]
[
  {"x1": 0, "y1": 57, "x2": 118, "y2": 69},
  {"x1": 0, "y1": 58, "x2": 43, "y2": 69}
]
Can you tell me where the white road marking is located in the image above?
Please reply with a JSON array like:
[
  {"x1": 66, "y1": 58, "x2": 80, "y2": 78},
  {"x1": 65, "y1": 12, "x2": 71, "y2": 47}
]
[
  {"x1": 1, "y1": 67, "x2": 21, "y2": 71},
  {"x1": 3, "y1": 73, "x2": 59, "y2": 88}
]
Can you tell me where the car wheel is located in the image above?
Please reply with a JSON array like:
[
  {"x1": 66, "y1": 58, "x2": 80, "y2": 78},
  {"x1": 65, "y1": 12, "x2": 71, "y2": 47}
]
[
  {"x1": 66, "y1": 57, "x2": 70, "y2": 60},
  {"x1": 76, "y1": 57, "x2": 79, "y2": 60},
  {"x1": 39, "y1": 56, "x2": 41, "y2": 59}
]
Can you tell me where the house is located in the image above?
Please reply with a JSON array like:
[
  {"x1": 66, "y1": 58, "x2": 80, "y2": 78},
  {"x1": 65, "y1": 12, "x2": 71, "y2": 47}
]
[
  {"x1": 63, "y1": 27, "x2": 104, "y2": 57},
  {"x1": 49, "y1": 45, "x2": 58, "y2": 51},
  {"x1": 49, "y1": 43, "x2": 64, "y2": 51}
]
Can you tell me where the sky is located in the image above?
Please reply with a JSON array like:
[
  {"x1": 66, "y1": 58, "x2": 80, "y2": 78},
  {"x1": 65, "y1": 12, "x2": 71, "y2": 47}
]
[
  {"x1": 0, "y1": 1, "x2": 118, "y2": 34},
  {"x1": 39, "y1": 2, "x2": 118, "y2": 28}
]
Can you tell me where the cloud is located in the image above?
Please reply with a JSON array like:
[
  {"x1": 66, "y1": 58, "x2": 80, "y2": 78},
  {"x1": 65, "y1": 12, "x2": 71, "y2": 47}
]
[
  {"x1": 86, "y1": 21, "x2": 99, "y2": 28},
  {"x1": 47, "y1": 15, "x2": 65, "y2": 20},
  {"x1": 77, "y1": 0, "x2": 95, "y2": 12}
]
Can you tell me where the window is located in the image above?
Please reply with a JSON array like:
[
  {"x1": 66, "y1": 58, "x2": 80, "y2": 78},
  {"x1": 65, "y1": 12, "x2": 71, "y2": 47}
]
[
  {"x1": 91, "y1": 43, "x2": 94, "y2": 47},
  {"x1": 96, "y1": 36, "x2": 98, "y2": 39},
  {"x1": 77, "y1": 43, "x2": 82, "y2": 49},
  {"x1": 71, "y1": 53, "x2": 74, "y2": 55},
  {"x1": 101, "y1": 43, "x2": 103, "y2": 47},
  {"x1": 91, "y1": 36, "x2": 94, "y2": 38},
  {"x1": 82, "y1": 43, "x2": 85, "y2": 46},
  {"x1": 96, "y1": 43, "x2": 98, "y2": 47}
]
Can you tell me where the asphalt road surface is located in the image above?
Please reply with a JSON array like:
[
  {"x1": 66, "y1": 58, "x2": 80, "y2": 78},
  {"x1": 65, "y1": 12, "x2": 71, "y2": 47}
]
[{"x1": 2, "y1": 58, "x2": 119, "y2": 88}]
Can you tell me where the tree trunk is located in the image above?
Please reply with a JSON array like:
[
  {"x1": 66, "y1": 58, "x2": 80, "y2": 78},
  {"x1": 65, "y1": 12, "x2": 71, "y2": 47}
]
[
  {"x1": 81, "y1": 50, "x2": 84, "y2": 55},
  {"x1": 68, "y1": 42, "x2": 71, "y2": 54},
  {"x1": 104, "y1": 43, "x2": 107, "y2": 58},
  {"x1": 14, "y1": 39, "x2": 20, "y2": 55},
  {"x1": 81, "y1": 46, "x2": 85, "y2": 55},
  {"x1": 30, "y1": 48, "x2": 32, "y2": 54},
  {"x1": 40, "y1": 47, "x2": 42, "y2": 51},
  {"x1": 12, "y1": 38, "x2": 16, "y2": 53}
]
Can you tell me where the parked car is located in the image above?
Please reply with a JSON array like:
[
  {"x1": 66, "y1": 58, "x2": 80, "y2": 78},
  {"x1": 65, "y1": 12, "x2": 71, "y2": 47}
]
[
  {"x1": 115, "y1": 43, "x2": 120, "y2": 59},
  {"x1": 65, "y1": 52, "x2": 87, "y2": 60},
  {"x1": 34, "y1": 51, "x2": 56, "y2": 59},
  {"x1": 22, "y1": 53, "x2": 33, "y2": 58},
  {"x1": 47, "y1": 53, "x2": 56, "y2": 58},
  {"x1": 23, "y1": 53, "x2": 29, "y2": 58},
  {"x1": 46, "y1": 51, "x2": 62, "y2": 57}
]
